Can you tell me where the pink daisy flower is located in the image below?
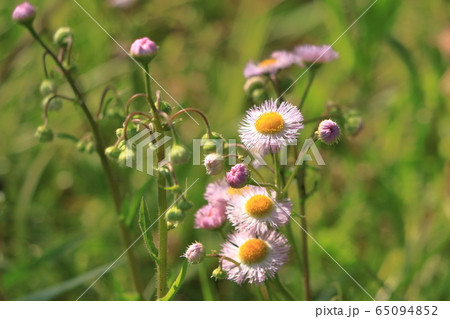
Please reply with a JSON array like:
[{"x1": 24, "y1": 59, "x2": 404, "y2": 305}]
[
  {"x1": 194, "y1": 203, "x2": 227, "y2": 230},
  {"x1": 294, "y1": 44, "x2": 338, "y2": 64},
  {"x1": 204, "y1": 178, "x2": 257, "y2": 207},
  {"x1": 226, "y1": 187, "x2": 292, "y2": 234},
  {"x1": 317, "y1": 119, "x2": 340, "y2": 145},
  {"x1": 221, "y1": 230, "x2": 290, "y2": 284},
  {"x1": 239, "y1": 99, "x2": 303, "y2": 154},
  {"x1": 244, "y1": 50, "x2": 298, "y2": 78}
]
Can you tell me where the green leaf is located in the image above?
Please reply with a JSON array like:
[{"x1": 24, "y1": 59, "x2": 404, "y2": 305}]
[
  {"x1": 120, "y1": 179, "x2": 152, "y2": 228},
  {"x1": 138, "y1": 197, "x2": 159, "y2": 264},
  {"x1": 158, "y1": 260, "x2": 188, "y2": 301}
]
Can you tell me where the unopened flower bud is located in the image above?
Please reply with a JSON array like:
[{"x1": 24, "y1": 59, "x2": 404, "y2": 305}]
[
  {"x1": 344, "y1": 112, "x2": 364, "y2": 136},
  {"x1": 211, "y1": 266, "x2": 227, "y2": 280},
  {"x1": 182, "y1": 242, "x2": 205, "y2": 264},
  {"x1": 53, "y1": 27, "x2": 73, "y2": 47},
  {"x1": 118, "y1": 149, "x2": 135, "y2": 167},
  {"x1": 165, "y1": 206, "x2": 185, "y2": 223},
  {"x1": 76, "y1": 140, "x2": 86, "y2": 152},
  {"x1": 204, "y1": 153, "x2": 224, "y2": 175},
  {"x1": 243, "y1": 76, "x2": 266, "y2": 95},
  {"x1": 201, "y1": 131, "x2": 223, "y2": 153},
  {"x1": 317, "y1": 119, "x2": 340, "y2": 145},
  {"x1": 39, "y1": 79, "x2": 57, "y2": 96},
  {"x1": 157, "y1": 100, "x2": 172, "y2": 114},
  {"x1": 105, "y1": 145, "x2": 121, "y2": 159},
  {"x1": 130, "y1": 37, "x2": 158, "y2": 63},
  {"x1": 170, "y1": 144, "x2": 190, "y2": 165},
  {"x1": 251, "y1": 88, "x2": 268, "y2": 104},
  {"x1": 12, "y1": 2, "x2": 36, "y2": 25},
  {"x1": 85, "y1": 141, "x2": 95, "y2": 154},
  {"x1": 35, "y1": 125, "x2": 53, "y2": 142},
  {"x1": 226, "y1": 163, "x2": 250, "y2": 188},
  {"x1": 115, "y1": 128, "x2": 124, "y2": 138},
  {"x1": 178, "y1": 198, "x2": 193, "y2": 212},
  {"x1": 42, "y1": 95, "x2": 62, "y2": 111}
]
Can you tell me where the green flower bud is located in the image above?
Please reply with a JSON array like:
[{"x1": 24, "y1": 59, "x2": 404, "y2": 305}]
[
  {"x1": 157, "y1": 100, "x2": 172, "y2": 114},
  {"x1": 118, "y1": 149, "x2": 135, "y2": 167},
  {"x1": 42, "y1": 95, "x2": 63, "y2": 111},
  {"x1": 105, "y1": 146, "x2": 121, "y2": 159},
  {"x1": 243, "y1": 76, "x2": 266, "y2": 95},
  {"x1": 118, "y1": 140, "x2": 126, "y2": 151},
  {"x1": 166, "y1": 220, "x2": 179, "y2": 230},
  {"x1": 115, "y1": 128, "x2": 124, "y2": 138},
  {"x1": 251, "y1": 88, "x2": 268, "y2": 105},
  {"x1": 35, "y1": 125, "x2": 53, "y2": 142},
  {"x1": 344, "y1": 111, "x2": 364, "y2": 136},
  {"x1": 76, "y1": 140, "x2": 86, "y2": 152},
  {"x1": 165, "y1": 206, "x2": 185, "y2": 223},
  {"x1": 211, "y1": 266, "x2": 227, "y2": 280},
  {"x1": 53, "y1": 27, "x2": 73, "y2": 47},
  {"x1": 170, "y1": 144, "x2": 190, "y2": 165},
  {"x1": 201, "y1": 131, "x2": 223, "y2": 153},
  {"x1": 85, "y1": 141, "x2": 95, "y2": 154},
  {"x1": 178, "y1": 198, "x2": 193, "y2": 212},
  {"x1": 39, "y1": 79, "x2": 57, "y2": 96}
]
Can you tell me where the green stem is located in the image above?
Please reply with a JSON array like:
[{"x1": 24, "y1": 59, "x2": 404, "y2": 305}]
[
  {"x1": 273, "y1": 276, "x2": 296, "y2": 301},
  {"x1": 272, "y1": 152, "x2": 282, "y2": 199},
  {"x1": 28, "y1": 27, "x2": 144, "y2": 298},
  {"x1": 143, "y1": 63, "x2": 168, "y2": 299},
  {"x1": 299, "y1": 70, "x2": 316, "y2": 109},
  {"x1": 296, "y1": 165, "x2": 311, "y2": 300}
]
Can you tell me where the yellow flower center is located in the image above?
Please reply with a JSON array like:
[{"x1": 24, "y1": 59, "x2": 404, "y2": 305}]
[
  {"x1": 255, "y1": 112, "x2": 284, "y2": 134},
  {"x1": 258, "y1": 58, "x2": 277, "y2": 67},
  {"x1": 238, "y1": 238, "x2": 269, "y2": 265},
  {"x1": 245, "y1": 194, "x2": 273, "y2": 218}
]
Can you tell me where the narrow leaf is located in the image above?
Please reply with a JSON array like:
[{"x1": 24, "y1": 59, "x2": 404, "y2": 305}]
[
  {"x1": 158, "y1": 260, "x2": 188, "y2": 301},
  {"x1": 138, "y1": 197, "x2": 159, "y2": 264}
]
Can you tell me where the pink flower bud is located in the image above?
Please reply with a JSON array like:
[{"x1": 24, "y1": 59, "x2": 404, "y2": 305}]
[
  {"x1": 317, "y1": 119, "x2": 340, "y2": 145},
  {"x1": 12, "y1": 2, "x2": 36, "y2": 24},
  {"x1": 226, "y1": 163, "x2": 250, "y2": 188},
  {"x1": 130, "y1": 37, "x2": 158, "y2": 62},
  {"x1": 194, "y1": 203, "x2": 226, "y2": 230},
  {"x1": 182, "y1": 242, "x2": 205, "y2": 264}
]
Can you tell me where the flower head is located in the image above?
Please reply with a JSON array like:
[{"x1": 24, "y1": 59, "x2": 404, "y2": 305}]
[
  {"x1": 194, "y1": 203, "x2": 227, "y2": 230},
  {"x1": 221, "y1": 230, "x2": 290, "y2": 284},
  {"x1": 204, "y1": 153, "x2": 224, "y2": 175},
  {"x1": 12, "y1": 2, "x2": 36, "y2": 24},
  {"x1": 317, "y1": 119, "x2": 340, "y2": 144},
  {"x1": 183, "y1": 242, "x2": 205, "y2": 264},
  {"x1": 204, "y1": 178, "x2": 230, "y2": 207},
  {"x1": 244, "y1": 50, "x2": 298, "y2": 79},
  {"x1": 226, "y1": 164, "x2": 250, "y2": 189},
  {"x1": 294, "y1": 44, "x2": 338, "y2": 64},
  {"x1": 130, "y1": 37, "x2": 158, "y2": 63},
  {"x1": 226, "y1": 187, "x2": 292, "y2": 234},
  {"x1": 239, "y1": 99, "x2": 303, "y2": 153}
]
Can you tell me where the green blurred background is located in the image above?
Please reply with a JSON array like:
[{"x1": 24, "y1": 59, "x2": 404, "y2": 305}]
[{"x1": 1, "y1": 0, "x2": 449, "y2": 300}]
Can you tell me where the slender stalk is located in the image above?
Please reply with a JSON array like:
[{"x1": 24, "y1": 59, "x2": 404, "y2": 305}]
[
  {"x1": 299, "y1": 70, "x2": 316, "y2": 109},
  {"x1": 28, "y1": 27, "x2": 144, "y2": 298},
  {"x1": 273, "y1": 276, "x2": 296, "y2": 301},
  {"x1": 297, "y1": 165, "x2": 311, "y2": 300},
  {"x1": 142, "y1": 63, "x2": 168, "y2": 299},
  {"x1": 272, "y1": 152, "x2": 282, "y2": 199}
]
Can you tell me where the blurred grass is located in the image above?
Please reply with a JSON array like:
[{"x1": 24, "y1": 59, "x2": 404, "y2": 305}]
[{"x1": 0, "y1": 0, "x2": 449, "y2": 300}]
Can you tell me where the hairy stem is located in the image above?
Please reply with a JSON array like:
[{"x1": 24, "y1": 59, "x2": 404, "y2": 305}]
[{"x1": 28, "y1": 27, "x2": 144, "y2": 298}]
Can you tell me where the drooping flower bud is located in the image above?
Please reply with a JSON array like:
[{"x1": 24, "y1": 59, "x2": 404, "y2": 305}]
[
  {"x1": 157, "y1": 100, "x2": 172, "y2": 114},
  {"x1": 344, "y1": 111, "x2": 364, "y2": 136},
  {"x1": 170, "y1": 144, "x2": 190, "y2": 165},
  {"x1": 226, "y1": 163, "x2": 250, "y2": 188},
  {"x1": 251, "y1": 88, "x2": 268, "y2": 105},
  {"x1": 53, "y1": 27, "x2": 73, "y2": 47},
  {"x1": 39, "y1": 79, "x2": 57, "y2": 96},
  {"x1": 178, "y1": 198, "x2": 193, "y2": 212},
  {"x1": 12, "y1": 2, "x2": 36, "y2": 25},
  {"x1": 35, "y1": 125, "x2": 53, "y2": 142},
  {"x1": 165, "y1": 206, "x2": 185, "y2": 223},
  {"x1": 42, "y1": 95, "x2": 62, "y2": 111},
  {"x1": 243, "y1": 76, "x2": 266, "y2": 96},
  {"x1": 211, "y1": 266, "x2": 227, "y2": 280},
  {"x1": 317, "y1": 119, "x2": 340, "y2": 145},
  {"x1": 182, "y1": 242, "x2": 205, "y2": 264},
  {"x1": 130, "y1": 37, "x2": 158, "y2": 63},
  {"x1": 105, "y1": 145, "x2": 121, "y2": 159},
  {"x1": 76, "y1": 140, "x2": 86, "y2": 153},
  {"x1": 204, "y1": 153, "x2": 224, "y2": 175},
  {"x1": 118, "y1": 149, "x2": 135, "y2": 167},
  {"x1": 85, "y1": 141, "x2": 95, "y2": 154},
  {"x1": 201, "y1": 131, "x2": 223, "y2": 153}
]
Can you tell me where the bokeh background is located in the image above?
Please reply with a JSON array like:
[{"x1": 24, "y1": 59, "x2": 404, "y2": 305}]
[{"x1": 1, "y1": 0, "x2": 449, "y2": 301}]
